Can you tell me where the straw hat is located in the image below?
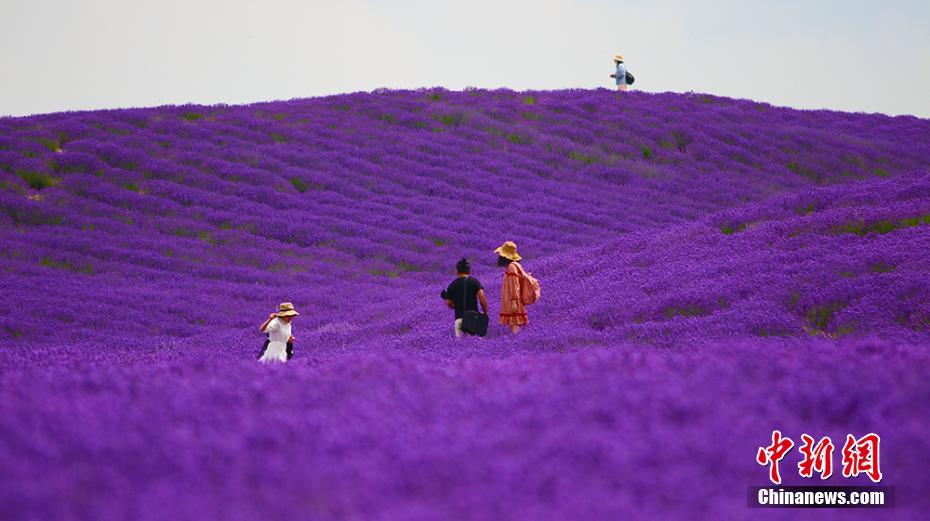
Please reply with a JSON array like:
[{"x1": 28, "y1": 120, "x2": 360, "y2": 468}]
[
  {"x1": 275, "y1": 302, "x2": 299, "y2": 317},
  {"x1": 494, "y1": 241, "x2": 522, "y2": 261},
  {"x1": 614, "y1": 53, "x2": 624, "y2": 62}
]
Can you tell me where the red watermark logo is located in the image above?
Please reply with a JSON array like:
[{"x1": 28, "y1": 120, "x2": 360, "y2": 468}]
[{"x1": 757, "y1": 431, "x2": 882, "y2": 484}]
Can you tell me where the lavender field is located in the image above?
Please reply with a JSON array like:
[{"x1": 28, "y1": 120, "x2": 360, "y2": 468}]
[{"x1": 2, "y1": 88, "x2": 929, "y2": 520}]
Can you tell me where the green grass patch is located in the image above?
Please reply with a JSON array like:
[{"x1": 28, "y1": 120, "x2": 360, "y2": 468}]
[
  {"x1": 269, "y1": 133, "x2": 287, "y2": 144},
  {"x1": 641, "y1": 147, "x2": 652, "y2": 160},
  {"x1": 833, "y1": 214, "x2": 930, "y2": 236},
  {"x1": 0, "y1": 179, "x2": 20, "y2": 194},
  {"x1": 5, "y1": 207, "x2": 62, "y2": 226},
  {"x1": 289, "y1": 177, "x2": 309, "y2": 193},
  {"x1": 568, "y1": 150, "x2": 602, "y2": 165},
  {"x1": 96, "y1": 124, "x2": 131, "y2": 136},
  {"x1": 396, "y1": 261, "x2": 420, "y2": 273},
  {"x1": 507, "y1": 133, "x2": 532, "y2": 145},
  {"x1": 367, "y1": 260, "x2": 421, "y2": 279},
  {"x1": 367, "y1": 268, "x2": 401, "y2": 278},
  {"x1": 16, "y1": 170, "x2": 56, "y2": 190},
  {"x1": 173, "y1": 227, "x2": 198, "y2": 238},
  {"x1": 731, "y1": 153, "x2": 752, "y2": 166},
  {"x1": 842, "y1": 154, "x2": 865, "y2": 167},
  {"x1": 197, "y1": 230, "x2": 216, "y2": 245},
  {"x1": 668, "y1": 130, "x2": 693, "y2": 152},
  {"x1": 836, "y1": 324, "x2": 856, "y2": 336},
  {"x1": 755, "y1": 326, "x2": 793, "y2": 338},
  {"x1": 434, "y1": 113, "x2": 463, "y2": 126},
  {"x1": 720, "y1": 222, "x2": 748, "y2": 235},
  {"x1": 663, "y1": 305, "x2": 706, "y2": 319},
  {"x1": 869, "y1": 262, "x2": 895, "y2": 273},
  {"x1": 522, "y1": 95, "x2": 536, "y2": 105},
  {"x1": 181, "y1": 112, "x2": 204, "y2": 121},
  {"x1": 787, "y1": 160, "x2": 823, "y2": 183},
  {"x1": 40, "y1": 257, "x2": 93, "y2": 274},
  {"x1": 805, "y1": 302, "x2": 845, "y2": 333},
  {"x1": 38, "y1": 137, "x2": 61, "y2": 152}
]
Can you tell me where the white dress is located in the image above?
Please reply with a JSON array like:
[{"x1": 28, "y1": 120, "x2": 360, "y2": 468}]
[{"x1": 259, "y1": 317, "x2": 291, "y2": 363}]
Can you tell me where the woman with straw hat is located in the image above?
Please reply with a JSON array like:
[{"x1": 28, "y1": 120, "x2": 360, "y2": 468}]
[
  {"x1": 495, "y1": 241, "x2": 528, "y2": 334},
  {"x1": 610, "y1": 53, "x2": 628, "y2": 92},
  {"x1": 257, "y1": 302, "x2": 299, "y2": 363}
]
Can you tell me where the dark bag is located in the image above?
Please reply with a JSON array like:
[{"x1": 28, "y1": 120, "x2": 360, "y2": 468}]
[
  {"x1": 625, "y1": 71, "x2": 635, "y2": 85},
  {"x1": 458, "y1": 276, "x2": 488, "y2": 337},
  {"x1": 462, "y1": 310, "x2": 489, "y2": 337}
]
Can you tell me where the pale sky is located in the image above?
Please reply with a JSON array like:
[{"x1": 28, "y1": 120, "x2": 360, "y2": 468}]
[{"x1": 1, "y1": 0, "x2": 928, "y2": 117}]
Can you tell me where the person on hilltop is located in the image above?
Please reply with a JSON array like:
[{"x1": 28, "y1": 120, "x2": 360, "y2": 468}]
[
  {"x1": 441, "y1": 258, "x2": 489, "y2": 337},
  {"x1": 257, "y1": 302, "x2": 298, "y2": 363},
  {"x1": 610, "y1": 53, "x2": 633, "y2": 92},
  {"x1": 495, "y1": 241, "x2": 540, "y2": 335}
]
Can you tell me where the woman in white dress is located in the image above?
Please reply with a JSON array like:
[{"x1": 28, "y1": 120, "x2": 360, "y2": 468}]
[{"x1": 258, "y1": 302, "x2": 299, "y2": 363}]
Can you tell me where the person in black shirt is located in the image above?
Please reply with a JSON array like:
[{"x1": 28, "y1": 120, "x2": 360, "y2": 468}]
[{"x1": 440, "y1": 258, "x2": 489, "y2": 337}]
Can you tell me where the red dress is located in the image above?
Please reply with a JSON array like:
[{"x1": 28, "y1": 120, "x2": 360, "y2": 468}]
[{"x1": 500, "y1": 262, "x2": 528, "y2": 326}]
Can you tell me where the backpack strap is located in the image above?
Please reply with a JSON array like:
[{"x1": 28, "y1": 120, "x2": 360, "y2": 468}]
[
  {"x1": 506, "y1": 261, "x2": 520, "y2": 274},
  {"x1": 461, "y1": 276, "x2": 466, "y2": 316}
]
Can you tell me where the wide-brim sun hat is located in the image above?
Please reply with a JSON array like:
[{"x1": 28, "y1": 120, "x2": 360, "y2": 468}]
[
  {"x1": 275, "y1": 302, "x2": 299, "y2": 317},
  {"x1": 494, "y1": 241, "x2": 522, "y2": 262},
  {"x1": 614, "y1": 53, "x2": 624, "y2": 62}
]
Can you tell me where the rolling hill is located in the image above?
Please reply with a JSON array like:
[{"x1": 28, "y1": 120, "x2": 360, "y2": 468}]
[{"x1": 2, "y1": 88, "x2": 929, "y2": 520}]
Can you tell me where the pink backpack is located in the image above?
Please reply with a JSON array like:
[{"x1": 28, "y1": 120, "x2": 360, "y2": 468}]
[{"x1": 514, "y1": 263, "x2": 541, "y2": 305}]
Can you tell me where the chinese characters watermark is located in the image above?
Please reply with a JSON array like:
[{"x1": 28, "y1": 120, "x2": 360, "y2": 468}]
[{"x1": 757, "y1": 431, "x2": 882, "y2": 484}]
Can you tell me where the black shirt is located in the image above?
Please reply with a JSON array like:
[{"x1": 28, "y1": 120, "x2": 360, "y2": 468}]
[{"x1": 442, "y1": 276, "x2": 483, "y2": 319}]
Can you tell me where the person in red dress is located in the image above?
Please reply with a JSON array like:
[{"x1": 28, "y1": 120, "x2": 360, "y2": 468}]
[{"x1": 494, "y1": 241, "x2": 528, "y2": 334}]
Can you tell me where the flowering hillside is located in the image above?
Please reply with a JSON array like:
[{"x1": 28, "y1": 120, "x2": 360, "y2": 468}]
[{"x1": 1, "y1": 89, "x2": 929, "y2": 520}]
